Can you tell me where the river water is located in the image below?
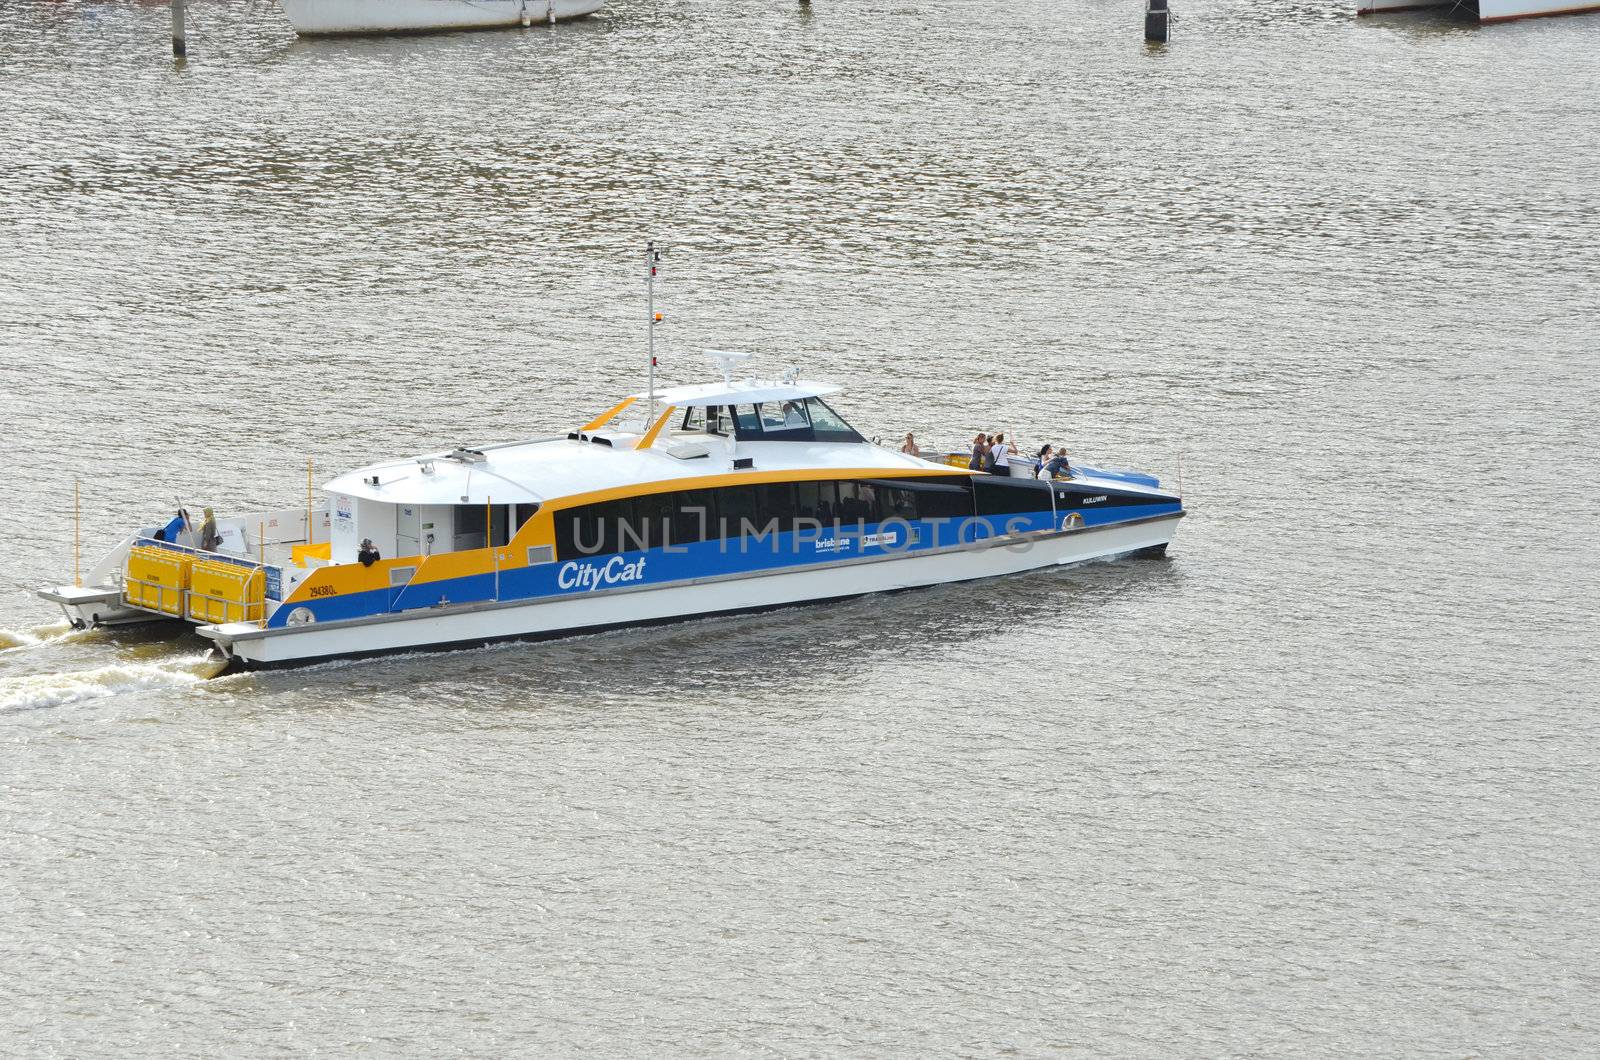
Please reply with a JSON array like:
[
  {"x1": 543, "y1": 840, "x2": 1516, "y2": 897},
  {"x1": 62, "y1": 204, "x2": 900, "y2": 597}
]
[{"x1": 3, "y1": 0, "x2": 1599, "y2": 1055}]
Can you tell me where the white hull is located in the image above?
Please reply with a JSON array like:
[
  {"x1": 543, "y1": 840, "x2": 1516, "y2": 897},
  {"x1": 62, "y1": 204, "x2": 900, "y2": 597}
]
[
  {"x1": 278, "y1": 0, "x2": 604, "y2": 35},
  {"x1": 1357, "y1": 0, "x2": 1599, "y2": 19},
  {"x1": 203, "y1": 514, "x2": 1180, "y2": 669},
  {"x1": 1479, "y1": 0, "x2": 1600, "y2": 19},
  {"x1": 1357, "y1": 0, "x2": 1448, "y2": 10}
]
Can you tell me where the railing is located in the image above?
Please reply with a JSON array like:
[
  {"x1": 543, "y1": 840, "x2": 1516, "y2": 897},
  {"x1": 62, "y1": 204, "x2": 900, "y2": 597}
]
[
  {"x1": 187, "y1": 585, "x2": 265, "y2": 625},
  {"x1": 128, "y1": 537, "x2": 280, "y2": 628}
]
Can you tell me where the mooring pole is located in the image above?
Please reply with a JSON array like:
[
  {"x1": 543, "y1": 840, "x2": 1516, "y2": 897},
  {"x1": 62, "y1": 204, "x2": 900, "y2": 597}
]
[
  {"x1": 172, "y1": 0, "x2": 188, "y2": 58},
  {"x1": 646, "y1": 241, "x2": 661, "y2": 429},
  {"x1": 74, "y1": 478, "x2": 81, "y2": 588},
  {"x1": 306, "y1": 457, "x2": 315, "y2": 545},
  {"x1": 1145, "y1": 0, "x2": 1169, "y2": 42}
]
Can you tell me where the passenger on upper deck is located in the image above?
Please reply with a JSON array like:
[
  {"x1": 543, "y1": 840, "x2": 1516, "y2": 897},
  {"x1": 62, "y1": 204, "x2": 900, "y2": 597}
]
[
  {"x1": 968, "y1": 433, "x2": 989, "y2": 471},
  {"x1": 990, "y1": 433, "x2": 1015, "y2": 475},
  {"x1": 199, "y1": 508, "x2": 222, "y2": 552},
  {"x1": 1042, "y1": 449, "x2": 1073, "y2": 480},
  {"x1": 900, "y1": 432, "x2": 921, "y2": 457},
  {"x1": 358, "y1": 539, "x2": 382, "y2": 567},
  {"x1": 1034, "y1": 444, "x2": 1054, "y2": 478}
]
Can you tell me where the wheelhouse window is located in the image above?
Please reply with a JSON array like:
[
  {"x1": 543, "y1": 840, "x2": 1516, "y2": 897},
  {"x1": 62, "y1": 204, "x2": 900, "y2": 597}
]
[
  {"x1": 725, "y1": 396, "x2": 863, "y2": 443},
  {"x1": 733, "y1": 404, "x2": 762, "y2": 434},
  {"x1": 803, "y1": 398, "x2": 863, "y2": 443},
  {"x1": 758, "y1": 401, "x2": 811, "y2": 434}
]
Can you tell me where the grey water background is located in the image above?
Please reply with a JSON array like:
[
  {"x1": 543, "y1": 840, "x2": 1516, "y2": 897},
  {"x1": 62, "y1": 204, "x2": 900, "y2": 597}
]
[{"x1": 3, "y1": 0, "x2": 1599, "y2": 1054}]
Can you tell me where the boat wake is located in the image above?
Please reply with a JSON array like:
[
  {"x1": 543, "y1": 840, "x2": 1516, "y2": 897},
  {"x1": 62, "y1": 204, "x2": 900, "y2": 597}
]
[
  {"x1": 0, "y1": 624, "x2": 91, "y2": 656},
  {"x1": 0, "y1": 622, "x2": 79, "y2": 651},
  {"x1": 0, "y1": 653, "x2": 229, "y2": 714}
]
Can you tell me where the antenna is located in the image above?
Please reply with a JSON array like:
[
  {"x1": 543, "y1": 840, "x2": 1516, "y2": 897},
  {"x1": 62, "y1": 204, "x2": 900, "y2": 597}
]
[
  {"x1": 646, "y1": 242, "x2": 663, "y2": 429},
  {"x1": 704, "y1": 349, "x2": 753, "y2": 386}
]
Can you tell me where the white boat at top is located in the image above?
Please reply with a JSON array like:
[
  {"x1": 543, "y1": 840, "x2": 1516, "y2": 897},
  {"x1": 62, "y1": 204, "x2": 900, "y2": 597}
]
[
  {"x1": 279, "y1": 0, "x2": 604, "y2": 36},
  {"x1": 37, "y1": 248, "x2": 1186, "y2": 672},
  {"x1": 1357, "y1": 0, "x2": 1598, "y2": 23}
]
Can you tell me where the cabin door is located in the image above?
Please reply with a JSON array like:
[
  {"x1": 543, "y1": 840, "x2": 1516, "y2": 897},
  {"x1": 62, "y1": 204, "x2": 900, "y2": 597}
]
[{"x1": 396, "y1": 504, "x2": 421, "y2": 560}]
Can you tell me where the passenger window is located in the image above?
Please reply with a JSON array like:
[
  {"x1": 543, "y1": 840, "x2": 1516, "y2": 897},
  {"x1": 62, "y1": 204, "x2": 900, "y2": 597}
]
[
  {"x1": 682, "y1": 406, "x2": 707, "y2": 432},
  {"x1": 718, "y1": 486, "x2": 759, "y2": 537},
  {"x1": 672, "y1": 490, "x2": 715, "y2": 545},
  {"x1": 632, "y1": 493, "x2": 672, "y2": 551},
  {"x1": 734, "y1": 405, "x2": 762, "y2": 433},
  {"x1": 758, "y1": 483, "x2": 798, "y2": 532},
  {"x1": 610, "y1": 498, "x2": 651, "y2": 553},
  {"x1": 835, "y1": 482, "x2": 869, "y2": 524},
  {"x1": 794, "y1": 481, "x2": 824, "y2": 523},
  {"x1": 707, "y1": 406, "x2": 734, "y2": 435},
  {"x1": 882, "y1": 487, "x2": 918, "y2": 520},
  {"x1": 561, "y1": 507, "x2": 607, "y2": 557}
]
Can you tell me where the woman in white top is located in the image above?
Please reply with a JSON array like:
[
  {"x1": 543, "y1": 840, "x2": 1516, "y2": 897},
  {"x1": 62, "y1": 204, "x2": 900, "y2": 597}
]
[
  {"x1": 900, "y1": 432, "x2": 921, "y2": 457},
  {"x1": 990, "y1": 433, "x2": 1013, "y2": 475}
]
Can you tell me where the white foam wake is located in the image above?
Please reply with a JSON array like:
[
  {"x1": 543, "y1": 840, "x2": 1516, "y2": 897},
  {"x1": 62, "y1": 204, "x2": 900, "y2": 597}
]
[
  {"x1": 0, "y1": 622, "x2": 76, "y2": 651},
  {"x1": 0, "y1": 654, "x2": 225, "y2": 713}
]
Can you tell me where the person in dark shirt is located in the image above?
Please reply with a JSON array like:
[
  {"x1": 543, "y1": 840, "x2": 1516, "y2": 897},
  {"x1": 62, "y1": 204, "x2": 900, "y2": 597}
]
[
  {"x1": 1043, "y1": 450, "x2": 1073, "y2": 480},
  {"x1": 358, "y1": 539, "x2": 381, "y2": 567}
]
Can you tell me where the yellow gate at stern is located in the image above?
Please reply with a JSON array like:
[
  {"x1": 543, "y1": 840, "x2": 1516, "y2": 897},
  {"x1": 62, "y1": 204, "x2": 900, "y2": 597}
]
[
  {"x1": 187, "y1": 559, "x2": 265, "y2": 625},
  {"x1": 123, "y1": 544, "x2": 193, "y2": 617}
]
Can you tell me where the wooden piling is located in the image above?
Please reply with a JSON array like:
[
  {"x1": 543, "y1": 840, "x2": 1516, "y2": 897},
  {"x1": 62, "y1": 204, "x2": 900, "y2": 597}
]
[
  {"x1": 1145, "y1": 0, "x2": 1169, "y2": 42},
  {"x1": 172, "y1": 0, "x2": 188, "y2": 58}
]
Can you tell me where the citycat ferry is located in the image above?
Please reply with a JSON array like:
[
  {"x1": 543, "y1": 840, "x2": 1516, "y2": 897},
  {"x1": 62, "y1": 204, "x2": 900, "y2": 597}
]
[
  {"x1": 38, "y1": 256, "x2": 1184, "y2": 671},
  {"x1": 38, "y1": 354, "x2": 1184, "y2": 671}
]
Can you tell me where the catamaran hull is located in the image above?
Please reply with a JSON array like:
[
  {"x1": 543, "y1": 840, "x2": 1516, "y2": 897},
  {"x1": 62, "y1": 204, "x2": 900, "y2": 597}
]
[
  {"x1": 278, "y1": 0, "x2": 604, "y2": 36},
  {"x1": 202, "y1": 513, "x2": 1181, "y2": 670}
]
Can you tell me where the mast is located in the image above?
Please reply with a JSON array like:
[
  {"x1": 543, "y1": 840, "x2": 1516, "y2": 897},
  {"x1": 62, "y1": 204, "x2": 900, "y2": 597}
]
[{"x1": 645, "y1": 241, "x2": 662, "y2": 429}]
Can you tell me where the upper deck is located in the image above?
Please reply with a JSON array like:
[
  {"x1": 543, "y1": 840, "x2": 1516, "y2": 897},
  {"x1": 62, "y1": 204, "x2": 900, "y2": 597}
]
[{"x1": 325, "y1": 376, "x2": 962, "y2": 509}]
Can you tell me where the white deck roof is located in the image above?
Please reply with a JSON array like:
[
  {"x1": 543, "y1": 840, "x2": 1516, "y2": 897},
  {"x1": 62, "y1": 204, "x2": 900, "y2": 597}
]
[
  {"x1": 636, "y1": 379, "x2": 842, "y2": 408},
  {"x1": 325, "y1": 433, "x2": 958, "y2": 508}
]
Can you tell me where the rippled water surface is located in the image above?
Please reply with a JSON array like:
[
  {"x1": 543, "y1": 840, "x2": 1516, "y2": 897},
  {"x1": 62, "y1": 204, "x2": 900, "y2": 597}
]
[{"x1": 3, "y1": 0, "x2": 1599, "y2": 1054}]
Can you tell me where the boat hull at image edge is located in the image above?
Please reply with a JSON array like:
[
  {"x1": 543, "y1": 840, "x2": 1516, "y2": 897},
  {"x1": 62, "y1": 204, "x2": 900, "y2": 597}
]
[
  {"x1": 278, "y1": 0, "x2": 604, "y2": 35},
  {"x1": 1357, "y1": 0, "x2": 1600, "y2": 20}
]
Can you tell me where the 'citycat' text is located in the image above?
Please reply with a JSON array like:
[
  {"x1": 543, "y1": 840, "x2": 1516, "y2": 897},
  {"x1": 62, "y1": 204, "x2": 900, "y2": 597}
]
[{"x1": 557, "y1": 555, "x2": 649, "y2": 592}]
